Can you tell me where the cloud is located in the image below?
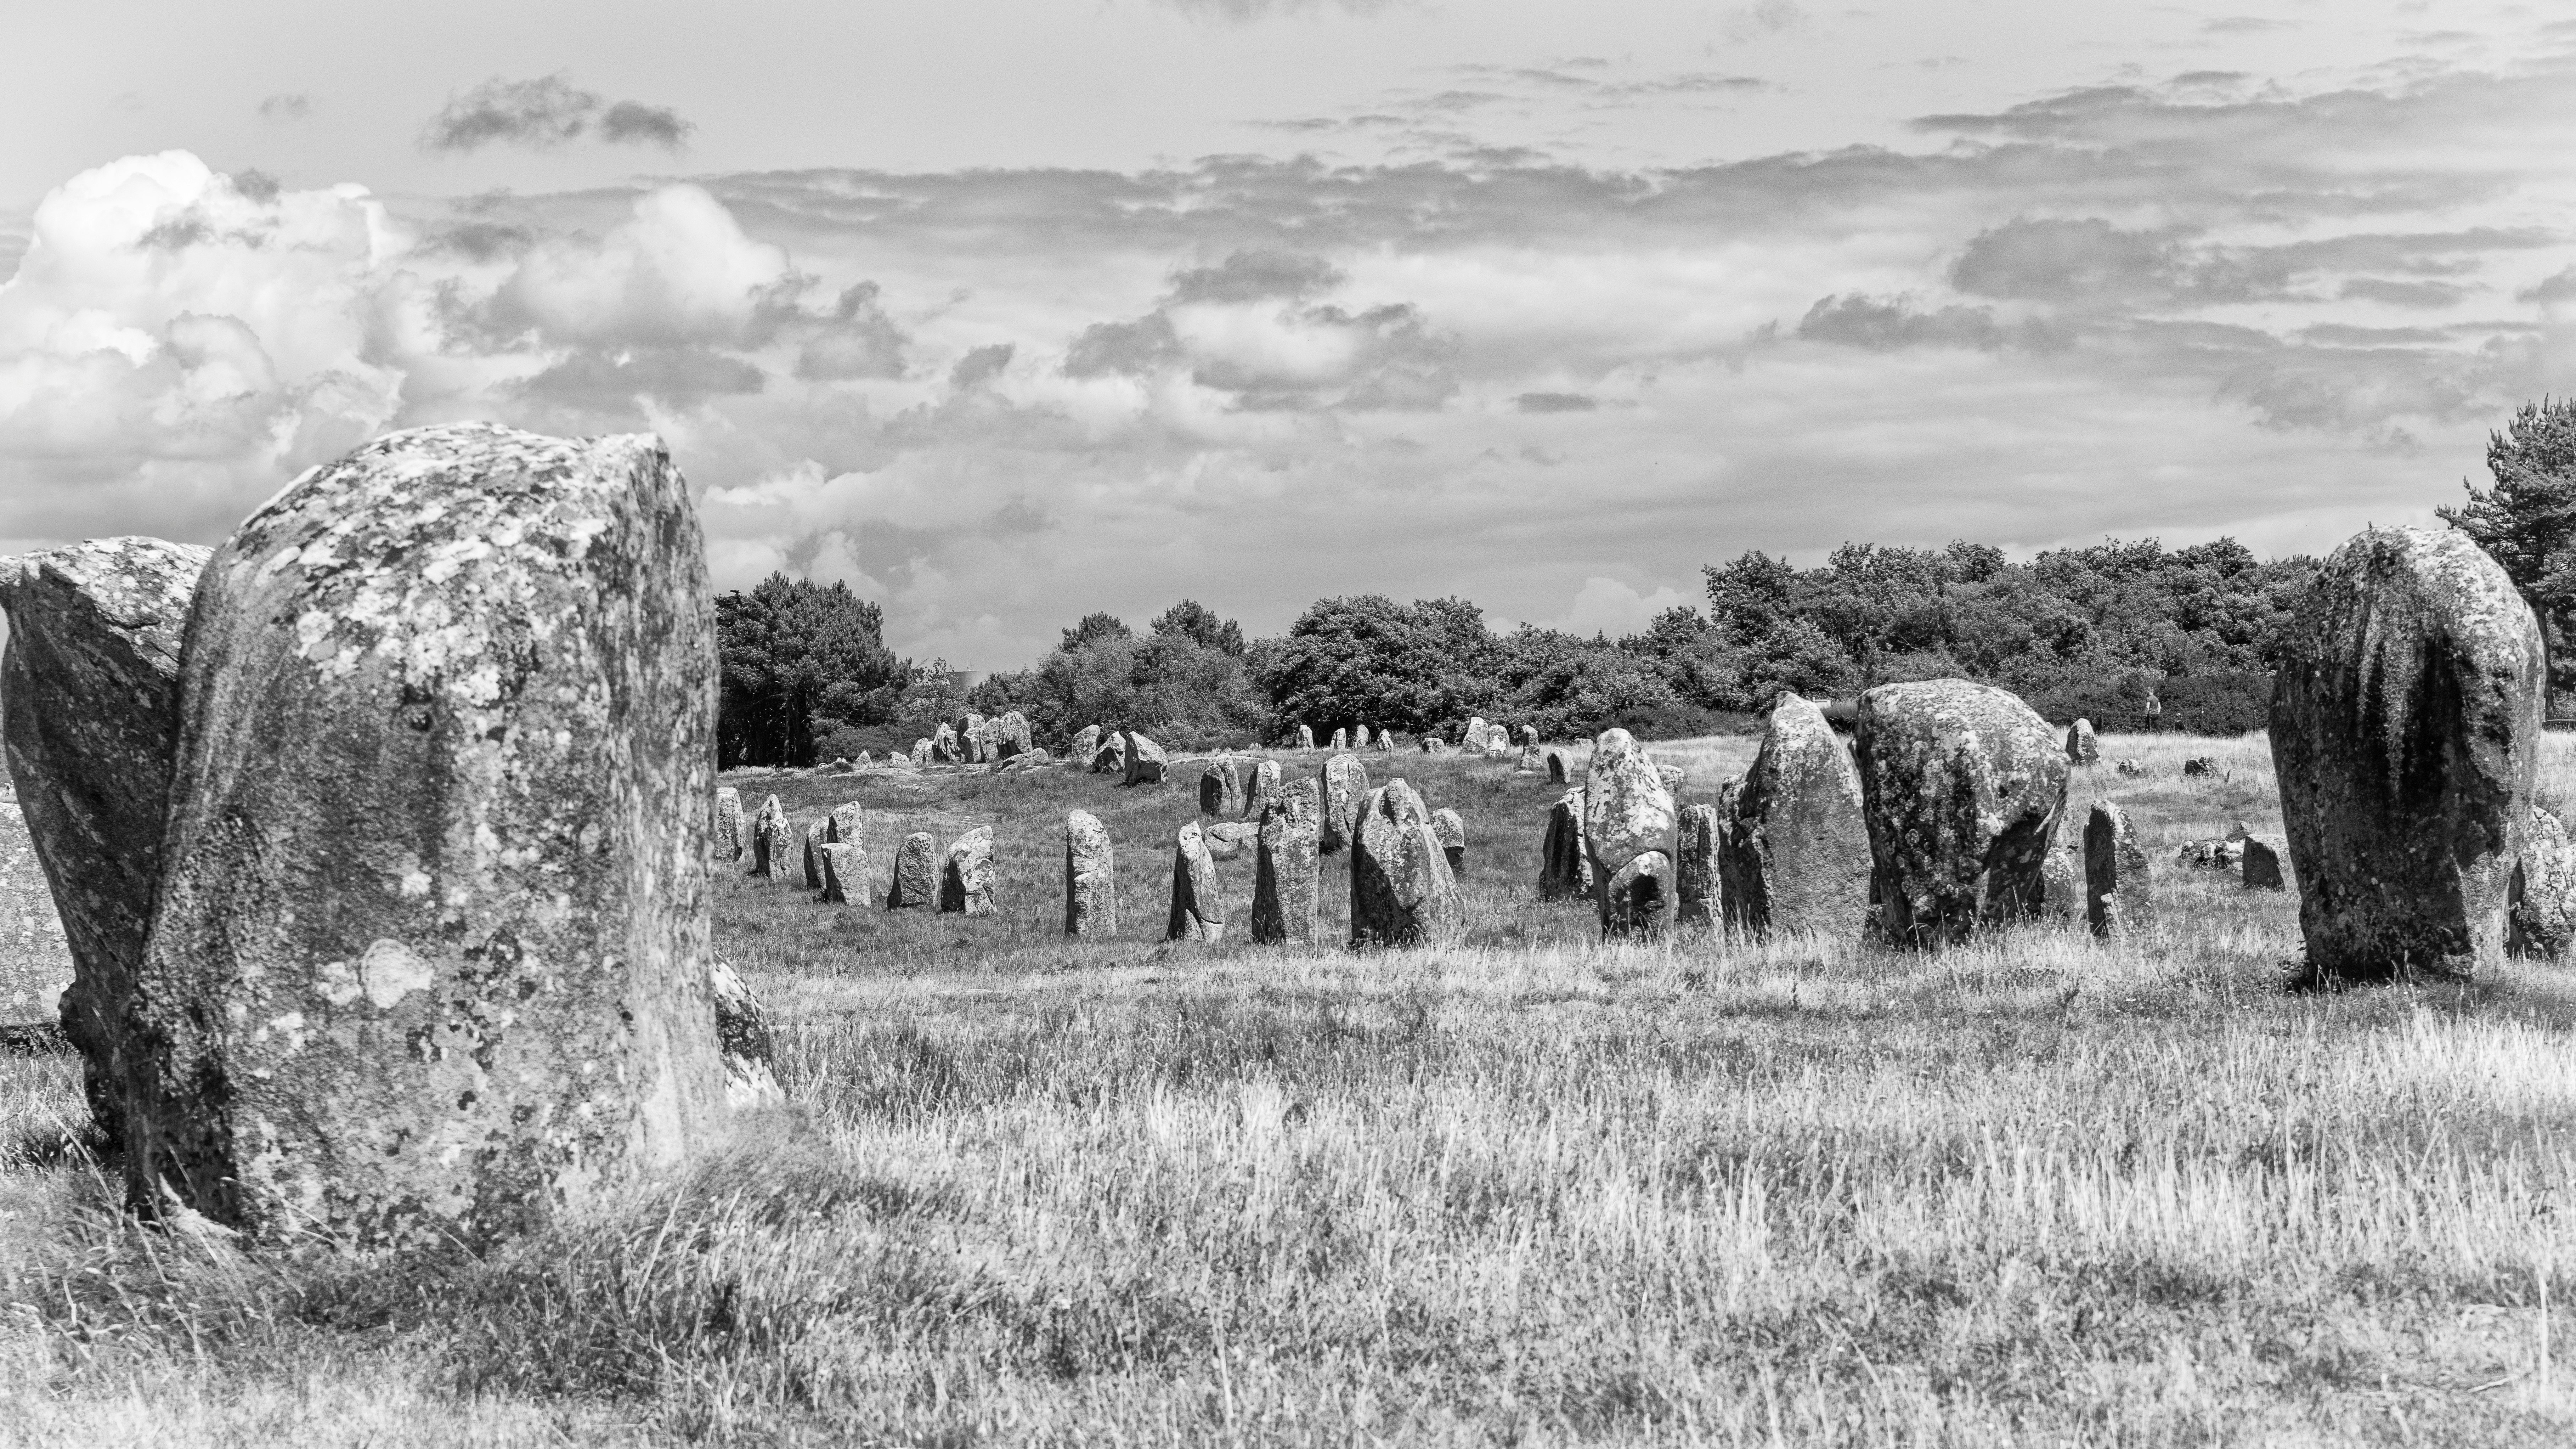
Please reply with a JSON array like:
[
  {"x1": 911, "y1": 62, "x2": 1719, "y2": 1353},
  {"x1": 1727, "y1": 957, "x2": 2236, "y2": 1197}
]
[
  {"x1": 792, "y1": 283, "x2": 909, "y2": 380},
  {"x1": 1514, "y1": 391, "x2": 1597, "y2": 412},
  {"x1": 1723, "y1": 0, "x2": 1806, "y2": 42},
  {"x1": 485, "y1": 185, "x2": 796, "y2": 347},
  {"x1": 256, "y1": 94, "x2": 311, "y2": 123},
  {"x1": 1798, "y1": 293, "x2": 2016, "y2": 350},
  {"x1": 1554, "y1": 577, "x2": 1686, "y2": 637},
  {"x1": 2202, "y1": 17, "x2": 2293, "y2": 34},
  {"x1": 1169, "y1": 249, "x2": 1344, "y2": 304},
  {"x1": 1154, "y1": 0, "x2": 1396, "y2": 19},
  {"x1": 949, "y1": 343, "x2": 1014, "y2": 390},
  {"x1": 420, "y1": 74, "x2": 694, "y2": 152}
]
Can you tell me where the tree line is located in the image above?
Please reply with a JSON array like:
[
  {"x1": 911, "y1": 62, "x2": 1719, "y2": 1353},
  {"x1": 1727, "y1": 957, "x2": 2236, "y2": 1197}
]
[{"x1": 715, "y1": 397, "x2": 2576, "y2": 765}]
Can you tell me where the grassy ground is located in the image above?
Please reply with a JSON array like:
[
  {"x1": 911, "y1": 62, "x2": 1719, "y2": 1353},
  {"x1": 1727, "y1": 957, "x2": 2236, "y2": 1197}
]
[{"x1": 5, "y1": 733, "x2": 2576, "y2": 1445}]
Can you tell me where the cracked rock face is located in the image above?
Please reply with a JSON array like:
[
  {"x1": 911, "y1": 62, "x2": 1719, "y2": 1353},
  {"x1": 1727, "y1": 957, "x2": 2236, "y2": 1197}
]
[
  {"x1": 0, "y1": 536, "x2": 207, "y2": 1135},
  {"x1": 1854, "y1": 678, "x2": 2068, "y2": 948},
  {"x1": 0, "y1": 802, "x2": 73, "y2": 1039},
  {"x1": 130, "y1": 423, "x2": 725, "y2": 1247},
  {"x1": 1253, "y1": 778, "x2": 1319, "y2": 946},
  {"x1": 2271, "y1": 527, "x2": 2544, "y2": 979}
]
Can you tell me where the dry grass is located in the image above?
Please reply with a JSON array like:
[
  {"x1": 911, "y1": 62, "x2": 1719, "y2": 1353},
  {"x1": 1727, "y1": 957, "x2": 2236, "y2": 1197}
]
[{"x1": 5, "y1": 732, "x2": 2576, "y2": 1444}]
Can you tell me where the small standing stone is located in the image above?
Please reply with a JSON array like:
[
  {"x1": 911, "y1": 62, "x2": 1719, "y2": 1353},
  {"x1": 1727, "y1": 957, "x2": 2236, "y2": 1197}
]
[
  {"x1": 709, "y1": 956, "x2": 783, "y2": 1109},
  {"x1": 1064, "y1": 810, "x2": 1117, "y2": 936},
  {"x1": 2066, "y1": 718, "x2": 2099, "y2": 764},
  {"x1": 1122, "y1": 730, "x2": 1168, "y2": 786},
  {"x1": 1200, "y1": 757, "x2": 1245, "y2": 818},
  {"x1": 1349, "y1": 779, "x2": 1464, "y2": 947},
  {"x1": 827, "y1": 802, "x2": 862, "y2": 846},
  {"x1": 715, "y1": 787, "x2": 745, "y2": 861},
  {"x1": 2083, "y1": 801, "x2": 2154, "y2": 938},
  {"x1": 1547, "y1": 750, "x2": 1570, "y2": 785},
  {"x1": 1431, "y1": 807, "x2": 1465, "y2": 872},
  {"x1": 2510, "y1": 806, "x2": 2576, "y2": 959},
  {"x1": 802, "y1": 817, "x2": 831, "y2": 889},
  {"x1": 2242, "y1": 837, "x2": 2285, "y2": 891},
  {"x1": 1318, "y1": 752, "x2": 1370, "y2": 855},
  {"x1": 1539, "y1": 788, "x2": 1592, "y2": 901},
  {"x1": 751, "y1": 794, "x2": 787, "y2": 878},
  {"x1": 1070, "y1": 725, "x2": 1101, "y2": 766},
  {"x1": 940, "y1": 827, "x2": 996, "y2": 915},
  {"x1": 1331, "y1": 727, "x2": 1349, "y2": 751},
  {"x1": 911, "y1": 739, "x2": 932, "y2": 766},
  {"x1": 1166, "y1": 821, "x2": 1226, "y2": 942},
  {"x1": 1675, "y1": 804, "x2": 1717, "y2": 929},
  {"x1": 1253, "y1": 779, "x2": 1321, "y2": 945},
  {"x1": 933, "y1": 721, "x2": 960, "y2": 763},
  {"x1": 1354, "y1": 725, "x2": 1371, "y2": 749},
  {"x1": 818, "y1": 842, "x2": 859, "y2": 905},
  {"x1": 887, "y1": 831, "x2": 938, "y2": 909},
  {"x1": 1244, "y1": 758, "x2": 1281, "y2": 821},
  {"x1": 1298, "y1": 724, "x2": 1315, "y2": 750}
]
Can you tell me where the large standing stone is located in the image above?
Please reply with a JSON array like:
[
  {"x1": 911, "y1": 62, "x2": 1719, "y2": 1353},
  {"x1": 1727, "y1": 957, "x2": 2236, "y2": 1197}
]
[
  {"x1": 1583, "y1": 729, "x2": 1676, "y2": 936},
  {"x1": 0, "y1": 801, "x2": 73, "y2": 1038},
  {"x1": 0, "y1": 536, "x2": 206, "y2": 1133},
  {"x1": 939, "y1": 827, "x2": 996, "y2": 915},
  {"x1": 707, "y1": 956, "x2": 781, "y2": 1110},
  {"x1": 2083, "y1": 801, "x2": 2154, "y2": 938},
  {"x1": 818, "y1": 842, "x2": 859, "y2": 905},
  {"x1": 128, "y1": 423, "x2": 724, "y2": 1244},
  {"x1": 1719, "y1": 693, "x2": 1872, "y2": 941},
  {"x1": 1166, "y1": 821, "x2": 1225, "y2": 942},
  {"x1": 1464, "y1": 717, "x2": 1491, "y2": 751},
  {"x1": 1064, "y1": 810, "x2": 1117, "y2": 936},
  {"x1": 1854, "y1": 679, "x2": 2068, "y2": 947},
  {"x1": 1200, "y1": 757, "x2": 1244, "y2": 818},
  {"x1": 751, "y1": 795, "x2": 787, "y2": 877},
  {"x1": 1539, "y1": 788, "x2": 1592, "y2": 901},
  {"x1": 2066, "y1": 718, "x2": 2099, "y2": 765},
  {"x1": 714, "y1": 787, "x2": 745, "y2": 861},
  {"x1": 1253, "y1": 779, "x2": 1320, "y2": 945},
  {"x1": 2510, "y1": 806, "x2": 2576, "y2": 959},
  {"x1": 1431, "y1": 806, "x2": 1465, "y2": 872},
  {"x1": 933, "y1": 721, "x2": 959, "y2": 764},
  {"x1": 994, "y1": 710, "x2": 1033, "y2": 760},
  {"x1": 1069, "y1": 725, "x2": 1101, "y2": 766},
  {"x1": 1349, "y1": 779, "x2": 1463, "y2": 948},
  {"x1": 887, "y1": 831, "x2": 937, "y2": 909},
  {"x1": 1318, "y1": 752, "x2": 1370, "y2": 855},
  {"x1": 1675, "y1": 803, "x2": 1717, "y2": 929},
  {"x1": 1244, "y1": 758, "x2": 1281, "y2": 822},
  {"x1": 1121, "y1": 730, "x2": 1168, "y2": 786},
  {"x1": 2271, "y1": 527, "x2": 2544, "y2": 979}
]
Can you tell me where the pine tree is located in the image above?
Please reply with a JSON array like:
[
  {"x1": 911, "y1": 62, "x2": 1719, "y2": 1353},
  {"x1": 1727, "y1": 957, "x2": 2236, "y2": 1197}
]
[{"x1": 2443, "y1": 398, "x2": 2576, "y2": 715}]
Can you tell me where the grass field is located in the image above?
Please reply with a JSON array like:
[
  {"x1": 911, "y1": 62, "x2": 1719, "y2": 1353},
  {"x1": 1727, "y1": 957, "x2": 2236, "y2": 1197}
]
[{"x1": 6, "y1": 732, "x2": 2576, "y2": 1445}]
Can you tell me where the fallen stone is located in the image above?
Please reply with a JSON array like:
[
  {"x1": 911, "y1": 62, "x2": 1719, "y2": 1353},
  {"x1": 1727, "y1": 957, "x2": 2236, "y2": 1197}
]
[
  {"x1": 2083, "y1": 801, "x2": 2154, "y2": 938},
  {"x1": 888, "y1": 831, "x2": 937, "y2": 909},
  {"x1": 128, "y1": 423, "x2": 725, "y2": 1245},
  {"x1": 1853, "y1": 678, "x2": 2068, "y2": 947},
  {"x1": 1318, "y1": 752, "x2": 1370, "y2": 855},
  {"x1": 2271, "y1": 526, "x2": 2544, "y2": 979},
  {"x1": 1718, "y1": 693, "x2": 1873, "y2": 942},
  {"x1": 1431, "y1": 806, "x2": 1465, "y2": 872},
  {"x1": 940, "y1": 827, "x2": 996, "y2": 915},
  {"x1": 1064, "y1": 810, "x2": 1116, "y2": 936},
  {"x1": 2181, "y1": 757, "x2": 2217, "y2": 778},
  {"x1": 1349, "y1": 779, "x2": 1463, "y2": 947},
  {"x1": 1166, "y1": 821, "x2": 1226, "y2": 942},
  {"x1": 1253, "y1": 778, "x2": 1321, "y2": 945}
]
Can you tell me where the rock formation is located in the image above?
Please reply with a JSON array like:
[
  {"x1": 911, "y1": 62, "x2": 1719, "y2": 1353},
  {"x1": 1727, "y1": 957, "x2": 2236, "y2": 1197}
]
[
  {"x1": 1166, "y1": 821, "x2": 1225, "y2": 943},
  {"x1": 2242, "y1": 837, "x2": 2285, "y2": 891},
  {"x1": 2271, "y1": 527, "x2": 2544, "y2": 979},
  {"x1": 2511, "y1": 806, "x2": 2576, "y2": 959},
  {"x1": 1583, "y1": 729, "x2": 1677, "y2": 937},
  {"x1": 1064, "y1": 810, "x2": 1116, "y2": 936},
  {"x1": 125, "y1": 423, "x2": 725, "y2": 1245},
  {"x1": 1718, "y1": 693, "x2": 1872, "y2": 941},
  {"x1": 1349, "y1": 779, "x2": 1463, "y2": 947},
  {"x1": 0, "y1": 536, "x2": 207, "y2": 1135},
  {"x1": 933, "y1": 721, "x2": 959, "y2": 764},
  {"x1": 993, "y1": 711, "x2": 1033, "y2": 760},
  {"x1": 2083, "y1": 801, "x2": 2154, "y2": 939},
  {"x1": 1853, "y1": 679, "x2": 2068, "y2": 947},
  {"x1": 1121, "y1": 730, "x2": 1168, "y2": 786},
  {"x1": 1092, "y1": 732, "x2": 1125, "y2": 774},
  {"x1": 1070, "y1": 725, "x2": 1101, "y2": 766},
  {"x1": 940, "y1": 827, "x2": 996, "y2": 915},
  {"x1": 1253, "y1": 779, "x2": 1320, "y2": 945},
  {"x1": 1318, "y1": 752, "x2": 1370, "y2": 855}
]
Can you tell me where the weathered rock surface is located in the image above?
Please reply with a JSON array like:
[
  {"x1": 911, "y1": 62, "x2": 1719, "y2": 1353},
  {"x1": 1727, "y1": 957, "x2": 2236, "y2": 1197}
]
[
  {"x1": 933, "y1": 721, "x2": 960, "y2": 763},
  {"x1": 2182, "y1": 756, "x2": 2217, "y2": 778},
  {"x1": 1853, "y1": 678, "x2": 2069, "y2": 947},
  {"x1": 888, "y1": 831, "x2": 937, "y2": 908},
  {"x1": 1092, "y1": 732, "x2": 1125, "y2": 774},
  {"x1": 2243, "y1": 837, "x2": 2286, "y2": 891},
  {"x1": 1298, "y1": 724, "x2": 1315, "y2": 751},
  {"x1": 940, "y1": 827, "x2": 996, "y2": 915},
  {"x1": 2114, "y1": 759, "x2": 2147, "y2": 779},
  {"x1": 1253, "y1": 779, "x2": 1320, "y2": 945},
  {"x1": 1244, "y1": 758, "x2": 1281, "y2": 822},
  {"x1": 1064, "y1": 810, "x2": 1116, "y2": 936},
  {"x1": 709, "y1": 956, "x2": 782, "y2": 1110},
  {"x1": 802, "y1": 818, "x2": 830, "y2": 889},
  {"x1": 2066, "y1": 719, "x2": 2099, "y2": 764},
  {"x1": 1349, "y1": 779, "x2": 1463, "y2": 947},
  {"x1": 1598, "y1": 851, "x2": 1674, "y2": 938},
  {"x1": 1200, "y1": 758, "x2": 1244, "y2": 818},
  {"x1": 715, "y1": 787, "x2": 744, "y2": 861},
  {"x1": 1547, "y1": 750, "x2": 1570, "y2": 785},
  {"x1": 1330, "y1": 727, "x2": 1349, "y2": 751},
  {"x1": 1431, "y1": 806, "x2": 1465, "y2": 872},
  {"x1": 1464, "y1": 717, "x2": 1491, "y2": 751},
  {"x1": 1121, "y1": 730, "x2": 1168, "y2": 786},
  {"x1": 1204, "y1": 821, "x2": 1258, "y2": 861},
  {"x1": 129, "y1": 423, "x2": 724, "y2": 1244},
  {"x1": 1675, "y1": 803, "x2": 1717, "y2": 930},
  {"x1": 2083, "y1": 801, "x2": 2154, "y2": 938},
  {"x1": 1069, "y1": 725, "x2": 1101, "y2": 767},
  {"x1": 910, "y1": 739, "x2": 932, "y2": 766},
  {"x1": 1166, "y1": 822, "x2": 1225, "y2": 942},
  {"x1": 1582, "y1": 729, "x2": 1676, "y2": 880},
  {"x1": 1539, "y1": 788, "x2": 1591, "y2": 901},
  {"x1": 818, "y1": 842, "x2": 859, "y2": 905},
  {"x1": 1354, "y1": 725, "x2": 1370, "y2": 749},
  {"x1": 752, "y1": 794, "x2": 787, "y2": 878},
  {"x1": 1318, "y1": 752, "x2": 1369, "y2": 855},
  {"x1": 2041, "y1": 842, "x2": 2084, "y2": 921},
  {"x1": 2510, "y1": 806, "x2": 2576, "y2": 959},
  {"x1": 0, "y1": 536, "x2": 206, "y2": 1132},
  {"x1": 1719, "y1": 693, "x2": 1872, "y2": 942},
  {"x1": 2271, "y1": 527, "x2": 2544, "y2": 979},
  {"x1": 993, "y1": 711, "x2": 1034, "y2": 760},
  {"x1": 827, "y1": 802, "x2": 862, "y2": 847}
]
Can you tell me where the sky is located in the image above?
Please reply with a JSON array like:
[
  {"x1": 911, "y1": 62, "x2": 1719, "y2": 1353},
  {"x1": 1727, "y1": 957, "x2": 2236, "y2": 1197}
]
[{"x1": 2, "y1": 0, "x2": 2573, "y2": 668}]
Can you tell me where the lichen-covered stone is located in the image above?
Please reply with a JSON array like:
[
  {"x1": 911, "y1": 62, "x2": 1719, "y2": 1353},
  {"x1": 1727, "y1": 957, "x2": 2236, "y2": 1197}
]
[
  {"x1": 1244, "y1": 758, "x2": 1281, "y2": 822},
  {"x1": 1297, "y1": 724, "x2": 1315, "y2": 751},
  {"x1": 1330, "y1": 727, "x2": 1349, "y2": 751},
  {"x1": 2510, "y1": 807, "x2": 2576, "y2": 959},
  {"x1": 818, "y1": 842, "x2": 859, "y2": 905},
  {"x1": 1253, "y1": 779, "x2": 1320, "y2": 945},
  {"x1": 888, "y1": 831, "x2": 937, "y2": 909},
  {"x1": 1069, "y1": 725, "x2": 1100, "y2": 766},
  {"x1": 827, "y1": 802, "x2": 862, "y2": 847},
  {"x1": 939, "y1": 827, "x2": 996, "y2": 915},
  {"x1": 714, "y1": 787, "x2": 744, "y2": 862},
  {"x1": 1539, "y1": 788, "x2": 1591, "y2": 901},
  {"x1": 1121, "y1": 730, "x2": 1168, "y2": 786},
  {"x1": 1318, "y1": 752, "x2": 1369, "y2": 856},
  {"x1": 1597, "y1": 851, "x2": 1673, "y2": 938},
  {"x1": 993, "y1": 711, "x2": 1034, "y2": 760},
  {"x1": 1354, "y1": 725, "x2": 1370, "y2": 749},
  {"x1": 910, "y1": 739, "x2": 932, "y2": 766},
  {"x1": 801, "y1": 817, "x2": 830, "y2": 889},
  {"x1": 2271, "y1": 527, "x2": 2544, "y2": 979},
  {"x1": 1854, "y1": 678, "x2": 2068, "y2": 947},
  {"x1": 1092, "y1": 732, "x2": 1124, "y2": 774},
  {"x1": 2041, "y1": 842, "x2": 2084, "y2": 920},
  {"x1": 708, "y1": 955, "x2": 781, "y2": 1110},
  {"x1": 933, "y1": 721, "x2": 960, "y2": 764},
  {"x1": 751, "y1": 794, "x2": 787, "y2": 878},
  {"x1": 1719, "y1": 693, "x2": 1871, "y2": 941},
  {"x1": 1675, "y1": 804, "x2": 1717, "y2": 929},
  {"x1": 2066, "y1": 719, "x2": 2098, "y2": 764},
  {"x1": 1583, "y1": 729, "x2": 1676, "y2": 879},
  {"x1": 131, "y1": 423, "x2": 724, "y2": 1245},
  {"x1": 1200, "y1": 758, "x2": 1244, "y2": 818},
  {"x1": 2083, "y1": 801, "x2": 2154, "y2": 939},
  {"x1": 1431, "y1": 806, "x2": 1465, "y2": 872},
  {"x1": 1374, "y1": 729, "x2": 1394, "y2": 752},
  {"x1": 0, "y1": 536, "x2": 206, "y2": 1133},
  {"x1": 1064, "y1": 810, "x2": 1116, "y2": 936},
  {"x1": 1204, "y1": 821, "x2": 1258, "y2": 861},
  {"x1": 1166, "y1": 821, "x2": 1225, "y2": 943},
  {"x1": 1464, "y1": 717, "x2": 1491, "y2": 751},
  {"x1": 1349, "y1": 779, "x2": 1463, "y2": 948}
]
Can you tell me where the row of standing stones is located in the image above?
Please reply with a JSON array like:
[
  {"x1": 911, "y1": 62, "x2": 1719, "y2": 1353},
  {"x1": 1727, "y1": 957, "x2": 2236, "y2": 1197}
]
[{"x1": 0, "y1": 420, "x2": 2563, "y2": 1253}]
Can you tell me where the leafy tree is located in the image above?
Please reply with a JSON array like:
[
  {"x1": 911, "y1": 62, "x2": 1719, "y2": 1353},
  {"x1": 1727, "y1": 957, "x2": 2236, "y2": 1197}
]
[
  {"x1": 1148, "y1": 599, "x2": 1247, "y2": 657},
  {"x1": 1059, "y1": 611, "x2": 1132, "y2": 653},
  {"x1": 1261, "y1": 596, "x2": 1501, "y2": 740},
  {"x1": 2444, "y1": 397, "x2": 2576, "y2": 712},
  {"x1": 716, "y1": 575, "x2": 906, "y2": 767}
]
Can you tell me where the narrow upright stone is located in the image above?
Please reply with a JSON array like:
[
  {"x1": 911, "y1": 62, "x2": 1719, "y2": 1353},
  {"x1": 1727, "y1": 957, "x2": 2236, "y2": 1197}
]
[
  {"x1": 1547, "y1": 750, "x2": 1570, "y2": 785},
  {"x1": 0, "y1": 536, "x2": 206, "y2": 1135},
  {"x1": 802, "y1": 817, "x2": 830, "y2": 889},
  {"x1": 1253, "y1": 779, "x2": 1321, "y2": 945},
  {"x1": 1719, "y1": 693, "x2": 1871, "y2": 941},
  {"x1": 1064, "y1": 810, "x2": 1116, "y2": 936},
  {"x1": 1330, "y1": 726, "x2": 1349, "y2": 751},
  {"x1": 818, "y1": 842, "x2": 859, "y2": 904},
  {"x1": 1539, "y1": 788, "x2": 1591, "y2": 901},
  {"x1": 933, "y1": 721, "x2": 959, "y2": 763},
  {"x1": 751, "y1": 794, "x2": 787, "y2": 878},
  {"x1": 1354, "y1": 725, "x2": 1371, "y2": 749},
  {"x1": 2511, "y1": 806, "x2": 2576, "y2": 959},
  {"x1": 1675, "y1": 804, "x2": 1718, "y2": 929},
  {"x1": 827, "y1": 802, "x2": 862, "y2": 846},
  {"x1": 714, "y1": 787, "x2": 745, "y2": 861},
  {"x1": 1298, "y1": 723, "x2": 1315, "y2": 751},
  {"x1": 1166, "y1": 821, "x2": 1225, "y2": 942},
  {"x1": 1431, "y1": 806, "x2": 1465, "y2": 872},
  {"x1": 2243, "y1": 837, "x2": 2286, "y2": 891},
  {"x1": 1244, "y1": 758, "x2": 1281, "y2": 822},
  {"x1": 1349, "y1": 779, "x2": 1463, "y2": 947},
  {"x1": 2271, "y1": 527, "x2": 2544, "y2": 979},
  {"x1": 910, "y1": 739, "x2": 932, "y2": 766},
  {"x1": 1583, "y1": 729, "x2": 1676, "y2": 938},
  {"x1": 1464, "y1": 716, "x2": 1491, "y2": 751},
  {"x1": 707, "y1": 956, "x2": 781, "y2": 1110},
  {"x1": 939, "y1": 826, "x2": 996, "y2": 915},
  {"x1": 1200, "y1": 757, "x2": 1244, "y2": 817},
  {"x1": 1318, "y1": 752, "x2": 1370, "y2": 855},
  {"x1": 887, "y1": 831, "x2": 938, "y2": 909},
  {"x1": 127, "y1": 423, "x2": 724, "y2": 1245},
  {"x1": 2083, "y1": 801, "x2": 2154, "y2": 938},
  {"x1": 1854, "y1": 679, "x2": 2068, "y2": 947},
  {"x1": 2066, "y1": 718, "x2": 2099, "y2": 764}
]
